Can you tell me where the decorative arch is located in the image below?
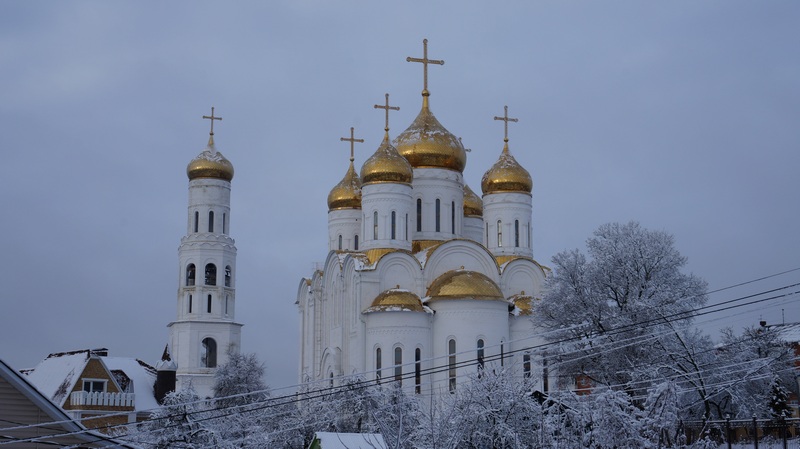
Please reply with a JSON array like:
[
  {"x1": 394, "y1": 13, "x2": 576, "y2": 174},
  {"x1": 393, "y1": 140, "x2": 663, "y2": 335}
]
[
  {"x1": 499, "y1": 258, "x2": 547, "y2": 299},
  {"x1": 373, "y1": 252, "x2": 423, "y2": 294},
  {"x1": 423, "y1": 240, "x2": 501, "y2": 287}
]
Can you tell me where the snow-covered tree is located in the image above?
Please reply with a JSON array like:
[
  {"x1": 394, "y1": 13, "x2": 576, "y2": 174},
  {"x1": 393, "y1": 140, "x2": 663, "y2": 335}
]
[
  {"x1": 769, "y1": 376, "x2": 792, "y2": 420},
  {"x1": 131, "y1": 384, "x2": 222, "y2": 448},
  {"x1": 212, "y1": 350, "x2": 269, "y2": 407}
]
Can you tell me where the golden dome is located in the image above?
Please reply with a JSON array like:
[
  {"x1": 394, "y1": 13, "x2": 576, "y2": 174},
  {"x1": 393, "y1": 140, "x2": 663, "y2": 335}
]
[
  {"x1": 327, "y1": 161, "x2": 362, "y2": 210},
  {"x1": 360, "y1": 132, "x2": 413, "y2": 185},
  {"x1": 509, "y1": 292, "x2": 535, "y2": 316},
  {"x1": 481, "y1": 141, "x2": 531, "y2": 195},
  {"x1": 365, "y1": 288, "x2": 425, "y2": 313},
  {"x1": 394, "y1": 95, "x2": 467, "y2": 172},
  {"x1": 187, "y1": 136, "x2": 234, "y2": 181},
  {"x1": 463, "y1": 184, "x2": 483, "y2": 217},
  {"x1": 427, "y1": 270, "x2": 504, "y2": 301}
]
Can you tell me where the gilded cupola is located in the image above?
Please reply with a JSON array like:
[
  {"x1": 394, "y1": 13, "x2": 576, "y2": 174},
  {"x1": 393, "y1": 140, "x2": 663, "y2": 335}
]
[
  {"x1": 426, "y1": 270, "x2": 504, "y2": 301},
  {"x1": 327, "y1": 160, "x2": 362, "y2": 210},
  {"x1": 481, "y1": 105, "x2": 531, "y2": 195},
  {"x1": 360, "y1": 132, "x2": 413, "y2": 185},
  {"x1": 394, "y1": 94, "x2": 467, "y2": 173},
  {"x1": 187, "y1": 135, "x2": 235, "y2": 182},
  {"x1": 364, "y1": 288, "x2": 425, "y2": 313},
  {"x1": 463, "y1": 184, "x2": 483, "y2": 217}
]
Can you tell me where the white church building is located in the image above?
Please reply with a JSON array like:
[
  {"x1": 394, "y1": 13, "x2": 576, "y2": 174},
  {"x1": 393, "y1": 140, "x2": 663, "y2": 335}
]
[{"x1": 297, "y1": 41, "x2": 549, "y2": 396}]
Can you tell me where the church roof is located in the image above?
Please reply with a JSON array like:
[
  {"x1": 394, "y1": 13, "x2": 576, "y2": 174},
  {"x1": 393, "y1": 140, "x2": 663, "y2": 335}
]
[
  {"x1": 364, "y1": 288, "x2": 427, "y2": 313},
  {"x1": 426, "y1": 270, "x2": 504, "y2": 302}
]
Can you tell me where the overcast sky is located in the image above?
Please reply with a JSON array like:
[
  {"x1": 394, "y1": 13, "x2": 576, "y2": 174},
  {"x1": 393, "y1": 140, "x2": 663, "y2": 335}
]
[{"x1": 1, "y1": 1, "x2": 798, "y2": 390}]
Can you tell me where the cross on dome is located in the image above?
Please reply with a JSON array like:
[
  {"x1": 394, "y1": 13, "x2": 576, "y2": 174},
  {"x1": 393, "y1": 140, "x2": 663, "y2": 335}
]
[
  {"x1": 340, "y1": 127, "x2": 364, "y2": 162},
  {"x1": 373, "y1": 93, "x2": 400, "y2": 132},
  {"x1": 406, "y1": 38, "x2": 444, "y2": 96},
  {"x1": 493, "y1": 105, "x2": 518, "y2": 143},
  {"x1": 202, "y1": 106, "x2": 222, "y2": 136}
]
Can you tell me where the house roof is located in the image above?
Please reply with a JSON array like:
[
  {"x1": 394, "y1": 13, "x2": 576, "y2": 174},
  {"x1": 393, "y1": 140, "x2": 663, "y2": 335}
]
[
  {"x1": 309, "y1": 432, "x2": 387, "y2": 449},
  {"x1": 0, "y1": 358, "x2": 138, "y2": 448},
  {"x1": 769, "y1": 322, "x2": 800, "y2": 344},
  {"x1": 103, "y1": 356, "x2": 159, "y2": 412}
]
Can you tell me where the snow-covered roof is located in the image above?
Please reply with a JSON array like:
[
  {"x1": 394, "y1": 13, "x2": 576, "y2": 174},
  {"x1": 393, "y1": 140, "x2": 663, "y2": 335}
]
[
  {"x1": 310, "y1": 432, "x2": 387, "y2": 449},
  {"x1": 103, "y1": 357, "x2": 158, "y2": 412},
  {"x1": 25, "y1": 350, "x2": 91, "y2": 405},
  {"x1": 770, "y1": 322, "x2": 800, "y2": 344}
]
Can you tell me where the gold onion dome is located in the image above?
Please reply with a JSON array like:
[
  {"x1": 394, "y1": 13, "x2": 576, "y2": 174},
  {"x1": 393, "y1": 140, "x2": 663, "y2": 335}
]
[
  {"x1": 365, "y1": 288, "x2": 425, "y2": 313},
  {"x1": 481, "y1": 141, "x2": 532, "y2": 195},
  {"x1": 187, "y1": 136, "x2": 235, "y2": 181},
  {"x1": 360, "y1": 132, "x2": 413, "y2": 185},
  {"x1": 427, "y1": 270, "x2": 504, "y2": 301},
  {"x1": 327, "y1": 160, "x2": 362, "y2": 210},
  {"x1": 463, "y1": 184, "x2": 483, "y2": 217},
  {"x1": 394, "y1": 95, "x2": 467, "y2": 172}
]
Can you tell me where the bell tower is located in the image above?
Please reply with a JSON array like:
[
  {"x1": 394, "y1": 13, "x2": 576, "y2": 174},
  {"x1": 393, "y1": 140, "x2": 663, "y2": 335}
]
[{"x1": 167, "y1": 108, "x2": 242, "y2": 398}]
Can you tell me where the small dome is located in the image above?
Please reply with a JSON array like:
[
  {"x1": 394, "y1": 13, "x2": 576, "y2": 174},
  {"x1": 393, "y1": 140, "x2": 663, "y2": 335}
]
[
  {"x1": 427, "y1": 270, "x2": 504, "y2": 301},
  {"x1": 360, "y1": 132, "x2": 413, "y2": 185},
  {"x1": 187, "y1": 136, "x2": 234, "y2": 181},
  {"x1": 509, "y1": 293, "x2": 535, "y2": 316},
  {"x1": 365, "y1": 288, "x2": 424, "y2": 313},
  {"x1": 463, "y1": 184, "x2": 483, "y2": 217},
  {"x1": 327, "y1": 161, "x2": 362, "y2": 210},
  {"x1": 394, "y1": 95, "x2": 466, "y2": 172},
  {"x1": 481, "y1": 141, "x2": 531, "y2": 195}
]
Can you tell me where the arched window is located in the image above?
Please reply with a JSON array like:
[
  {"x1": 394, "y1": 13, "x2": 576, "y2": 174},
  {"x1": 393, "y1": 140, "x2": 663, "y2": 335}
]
[
  {"x1": 225, "y1": 266, "x2": 232, "y2": 287},
  {"x1": 391, "y1": 211, "x2": 396, "y2": 240},
  {"x1": 415, "y1": 348, "x2": 421, "y2": 394},
  {"x1": 394, "y1": 347, "x2": 402, "y2": 385},
  {"x1": 207, "y1": 294, "x2": 212, "y2": 313},
  {"x1": 416, "y1": 199, "x2": 422, "y2": 232},
  {"x1": 451, "y1": 201, "x2": 455, "y2": 234},
  {"x1": 201, "y1": 338, "x2": 217, "y2": 368},
  {"x1": 225, "y1": 295, "x2": 229, "y2": 315},
  {"x1": 373, "y1": 211, "x2": 378, "y2": 240},
  {"x1": 205, "y1": 264, "x2": 216, "y2": 286},
  {"x1": 354, "y1": 235, "x2": 359, "y2": 251},
  {"x1": 188, "y1": 294, "x2": 192, "y2": 313},
  {"x1": 477, "y1": 339, "x2": 485, "y2": 372},
  {"x1": 515, "y1": 220, "x2": 520, "y2": 247},
  {"x1": 222, "y1": 213, "x2": 227, "y2": 234},
  {"x1": 497, "y1": 220, "x2": 503, "y2": 247},
  {"x1": 448, "y1": 339, "x2": 456, "y2": 392},
  {"x1": 186, "y1": 264, "x2": 196, "y2": 286},
  {"x1": 193, "y1": 211, "x2": 199, "y2": 233},
  {"x1": 435, "y1": 199, "x2": 441, "y2": 232},
  {"x1": 208, "y1": 211, "x2": 214, "y2": 233},
  {"x1": 485, "y1": 223, "x2": 489, "y2": 245},
  {"x1": 523, "y1": 353, "x2": 531, "y2": 378},
  {"x1": 338, "y1": 234, "x2": 342, "y2": 250},
  {"x1": 376, "y1": 348, "x2": 382, "y2": 383}
]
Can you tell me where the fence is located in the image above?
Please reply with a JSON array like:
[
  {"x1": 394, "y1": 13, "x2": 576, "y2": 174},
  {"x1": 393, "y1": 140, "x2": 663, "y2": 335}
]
[{"x1": 683, "y1": 418, "x2": 800, "y2": 449}]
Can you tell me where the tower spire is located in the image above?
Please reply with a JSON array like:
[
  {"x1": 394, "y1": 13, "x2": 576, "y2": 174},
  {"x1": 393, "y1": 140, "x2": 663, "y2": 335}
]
[{"x1": 406, "y1": 39, "x2": 444, "y2": 102}]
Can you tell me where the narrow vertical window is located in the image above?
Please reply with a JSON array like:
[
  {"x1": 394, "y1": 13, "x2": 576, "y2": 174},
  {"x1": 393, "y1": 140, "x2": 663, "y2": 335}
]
[
  {"x1": 543, "y1": 353, "x2": 549, "y2": 392},
  {"x1": 477, "y1": 339, "x2": 485, "y2": 372},
  {"x1": 204, "y1": 264, "x2": 216, "y2": 285},
  {"x1": 207, "y1": 295, "x2": 212, "y2": 313},
  {"x1": 224, "y1": 266, "x2": 232, "y2": 287},
  {"x1": 515, "y1": 220, "x2": 520, "y2": 247},
  {"x1": 208, "y1": 211, "x2": 214, "y2": 233},
  {"x1": 415, "y1": 348, "x2": 421, "y2": 394},
  {"x1": 523, "y1": 353, "x2": 531, "y2": 378},
  {"x1": 222, "y1": 213, "x2": 226, "y2": 234},
  {"x1": 497, "y1": 220, "x2": 503, "y2": 247},
  {"x1": 405, "y1": 214, "x2": 408, "y2": 240},
  {"x1": 186, "y1": 264, "x2": 196, "y2": 286},
  {"x1": 330, "y1": 372, "x2": 334, "y2": 388},
  {"x1": 528, "y1": 223, "x2": 532, "y2": 248},
  {"x1": 373, "y1": 211, "x2": 378, "y2": 240},
  {"x1": 416, "y1": 199, "x2": 422, "y2": 232},
  {"x1": 338, "y1": 234, "x2": 343, "y2": 250},
  {"x1": 194, "y1": 211, "x2": 199, "y2": 233},
  {"x1": 225, "y1": 295, "x2": 229, "y2": 315},
  {"x1": 391, "y1": 211, "x2": 396, "y2": 240},
  {"x1": 394, "y1": 347, "x2": 402, "y2": 385},
  {"x1": 376, "y1": 348, "x2": 382, "y2": 383},
  {"x1": 188, "y1": 294, "x2": 193, "y2": 313},
  {"x1": 448, "y1": 339, "x2": 456, "y2": 392},
  {"x1": 354, "y1": 235, "x2": 359, "y2": 251},
  {"x1": 435, "y1": 199, "x2": 441, "y2": 232},
  {"x1": 485, "y1": 223, "x2": 489, "y2": 245},
  {"x1": 500, "y1": 341, "x2": 505, "y2": 367},
  {"x1": 451, "y1": 201, "x2": 455, "y2": 234}
]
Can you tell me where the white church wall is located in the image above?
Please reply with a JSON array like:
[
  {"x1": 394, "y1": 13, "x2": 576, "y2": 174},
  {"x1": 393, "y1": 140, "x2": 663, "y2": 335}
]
[{"x1": 411, "y1": 168, "x2": 464, "y2": 241}]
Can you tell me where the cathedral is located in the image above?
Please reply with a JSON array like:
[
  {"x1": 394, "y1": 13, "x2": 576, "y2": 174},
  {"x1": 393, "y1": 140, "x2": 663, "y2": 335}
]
[{"x1": 296, "y1": 41, "x2": 549, "y2": 395}]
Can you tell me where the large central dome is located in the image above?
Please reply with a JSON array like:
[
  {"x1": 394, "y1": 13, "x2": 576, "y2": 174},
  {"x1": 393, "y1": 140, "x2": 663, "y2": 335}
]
[{"x1": 393, "y1": 94, "x2": 466, "y2": 173}]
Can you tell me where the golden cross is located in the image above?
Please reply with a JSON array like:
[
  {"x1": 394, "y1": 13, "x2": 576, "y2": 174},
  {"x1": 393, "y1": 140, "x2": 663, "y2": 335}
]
[
  {"x1": 459, "y1": 137, "x2": 472, "y2": 153},
  {"x1": 493, "y1": 105, "x2": 518, "y2": 142},
  {"x1": 406, "y1": 38, "x2": 444, "y2": 93},
  {"x1": 340, "y1": 127, "x2": 364, "y2": 162},
  {"x1": 202, "y1": 107, "x2": 223, "y2": 136},
  {"x1": 373, "y1": 93, "x2": 400, "y2": 132}
]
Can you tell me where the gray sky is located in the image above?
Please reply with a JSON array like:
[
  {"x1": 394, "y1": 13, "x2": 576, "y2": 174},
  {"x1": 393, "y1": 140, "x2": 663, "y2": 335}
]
[{"x1": 1, "y1": 1, "x2": 798, "y2": 390}]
